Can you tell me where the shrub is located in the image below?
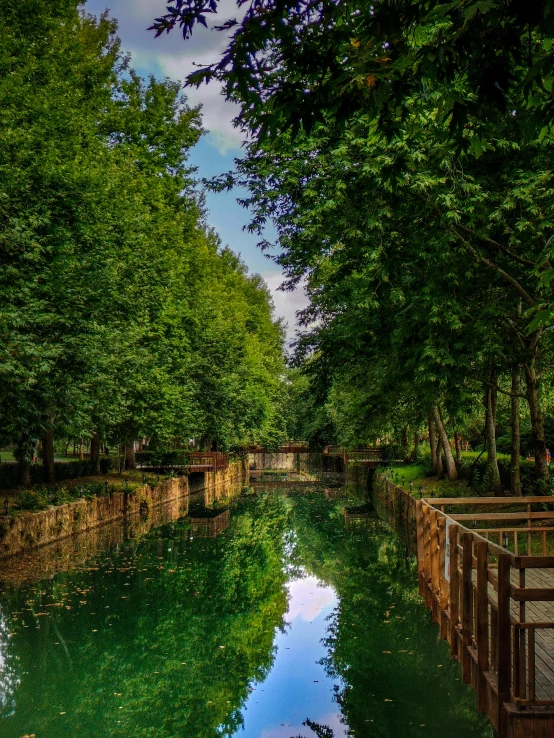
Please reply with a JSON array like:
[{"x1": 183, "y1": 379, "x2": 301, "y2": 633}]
[
  {"x1": 456, "y1": 454, "x2": 546, "y2": 496},
  {"x1": 16, "y1": 489, "x2": 49, "y2": 511},
  {"x1": 381, "y1": 443, "x2": 405, "y2": 462},
  {"x1": 135, "y1": 450, "x2": 189, "y2": 467}
]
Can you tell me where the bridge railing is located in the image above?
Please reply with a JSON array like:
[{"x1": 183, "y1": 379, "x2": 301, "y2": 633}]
[
  {"x1": 325, "y1": 446, "x2": 385, "y2": 462},
  {"x1": 347, "y1": 449, "x2": 384, "y2": 462},
  {"x1": 188, "y1": 452, "x2": 229, "y2": 471},
  {"x1": 247, "y1": 442, "x2": 310, "y2": 454}
]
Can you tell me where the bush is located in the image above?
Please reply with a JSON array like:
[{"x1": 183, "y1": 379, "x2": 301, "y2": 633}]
[
  {"x1": 0, "y1": 457, "x2": 114, "y2": 490},
  {"x1": 415, "y1": 445, "x2": 433, "y2": 473},
  {"x1": 135, "y1": 450, "x2": 189, "y2": 467},
  {"x1": 381, "y1": 443, "x2": 405, "y2": 462},
  {"x1": 456, "y1": 453, "x2": 546, "y2": 496},
  {"x1": 16, "y1": 489, "x2": 49, "y2": 511},
  {"x1": 11, "y1": 481, "x2": 117, "y2": 514}
]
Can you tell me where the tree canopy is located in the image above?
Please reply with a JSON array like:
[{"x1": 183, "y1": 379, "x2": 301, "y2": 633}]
[
  {"x1": 153, "y1": 0, "x2": 554, "y2": 492},
  {"x1": 0, "y1": 0, "x2": 288, "y2": 484}
]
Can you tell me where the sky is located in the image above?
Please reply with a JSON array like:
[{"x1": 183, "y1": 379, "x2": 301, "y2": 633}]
[{"x1": 85, "y1": 0, "x2": 309, "y2": 344}]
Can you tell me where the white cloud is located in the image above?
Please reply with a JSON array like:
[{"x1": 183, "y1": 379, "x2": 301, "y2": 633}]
[
  {"x1": 262, "y1": 272, "x2": 311, "y2": 346},
  {"x1": 88, "y1": 0, "x2": 245, "y2": 153},
  {"x1": 155, "y1": 52, "x2": 244, "y2": 154},
  {"x1": 285, "y1": 575, "x2": 336, "y2": 623}
]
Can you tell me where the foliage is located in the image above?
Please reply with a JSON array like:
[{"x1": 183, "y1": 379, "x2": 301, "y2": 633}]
[
  {"x1": 0, "y1": 1, "x2": 287, "y2": 484},
  {"x1": 151, "y1": 0, "x2": 554, "y2": 144},
  {"x1": 150, "y1": 0, "x2": 554, "y2": 491},
  {"x1": 0, "y1": 459, "x2": 113, "y2": 492}
]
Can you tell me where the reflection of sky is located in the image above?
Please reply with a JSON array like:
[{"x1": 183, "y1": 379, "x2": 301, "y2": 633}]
[{"x1": 234, "y1": 575, "x2": 348, "y2": 738}]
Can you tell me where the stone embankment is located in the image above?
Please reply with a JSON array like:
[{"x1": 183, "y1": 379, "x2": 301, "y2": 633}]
[
  {"x1": 248, "y1": 451, "x2": 342, "y2": 473},
  {"x1": 0, "y1": 458, "x2": 247, "y2": 560},
  {"x1": 371, "y1": 471, "x2": 417, "y2": 553}
]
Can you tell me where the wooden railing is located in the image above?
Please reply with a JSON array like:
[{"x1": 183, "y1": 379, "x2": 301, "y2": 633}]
[
  {"x1": 247, "y1": 442, "x2": 309, "y2": 453},
  {"x1": 325, "y1": 446, "x2": 385, "y2": 463},
  {"x1": 416, "y1": 496, "x2": 554, "y2": 735},
  {"x1": 188, "y1": 452, "x2": 229, "y2": 472},
  {"x1": 348, "y1": 449, "x2": 384, "y2": 462}
]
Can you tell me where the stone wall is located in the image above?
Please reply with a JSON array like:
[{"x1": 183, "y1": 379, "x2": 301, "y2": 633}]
[
  {"x1": 248, "y1": 452, "x2": 343, "y2": 473},
  {"x1": 0, "y1": 458, "x2": 248, "y2": 560},
  {"x1": 371, "y1": 471, "x2": 417, "y2": 553}
]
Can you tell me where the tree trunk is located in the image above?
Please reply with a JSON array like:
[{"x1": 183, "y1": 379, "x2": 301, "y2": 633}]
[
  {"x1": 524, "y1": 361, "x2": 549, "y2": 482},
  {"x1": 411, "y1": 431, "x2": 420, "y2": 462},
  {"x1": 484, "y1": 380, "x2": 502, "y2": 495},
  {"x1": 125, "y1": 442, "x2": 136, "y2": 470},
  {"x1": 511, "y1": 367, "x2": 521, "y2": 496},
  {"x1": 18, "y1": 457, "x2": 31, "y2": 487},
  {"x1": 432, "y1": 404, "x2": 458, "y2": 480},
  {"x1": 428, "y1": 413, "x2": 438, "y2": 473},
  {"x1": 401, "y1": 426, "x2": 409, "y2": 462},
  {"x1": 454, "y1": 432, "x2": 462, "y2": 464},
  {"x1": 15, "y1": 436, "x2": 32, "y2": 487},
  {"x1": 42, "y1": 428, "x2": 55, "y2": 483},
  {"x1": 90, "y1": 432, "x2": 101, "y2": 475},
  {"x1": 436, "y1": 434, "x2": 445, "y2": 479}
]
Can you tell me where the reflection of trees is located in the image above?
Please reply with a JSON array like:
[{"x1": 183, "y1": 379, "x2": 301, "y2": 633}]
[
  {"x1": 0, "y1": 494, "x2": 292, "y2": 738},
  {"x1": 288, "y1": 492, "x2": 493, "y2": 738}
]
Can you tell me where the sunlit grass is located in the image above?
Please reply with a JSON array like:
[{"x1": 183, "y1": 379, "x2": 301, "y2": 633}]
[{"x1": 384, "y1": 462, "x2": 474, "y2": 499}]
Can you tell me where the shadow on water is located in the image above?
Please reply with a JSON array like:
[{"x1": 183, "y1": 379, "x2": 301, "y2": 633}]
[{"x1": 0, "y1": 477, "x2": 493, "y2": 738}]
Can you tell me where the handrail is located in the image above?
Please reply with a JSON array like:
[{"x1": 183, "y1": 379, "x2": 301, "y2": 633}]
[
  {"x1": 417, "y1": 497, "x2": 554, "y2": 732},
  {"x1": 432, "y1": 496, "x2": 554, "y2": 505}
]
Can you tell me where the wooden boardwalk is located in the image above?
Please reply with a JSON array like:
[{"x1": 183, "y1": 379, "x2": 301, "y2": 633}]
[{"x1": 417, "y1": 497, "x2": 554, "y2": 737}]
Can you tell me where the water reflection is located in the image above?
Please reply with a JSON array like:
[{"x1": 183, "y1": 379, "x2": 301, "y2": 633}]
[
  {"x1": 239, "y1": 573, "x2": 347, "y2": 738},
  {"x1": 0, "y1": 482, "x2": 493, "y2": 738}
]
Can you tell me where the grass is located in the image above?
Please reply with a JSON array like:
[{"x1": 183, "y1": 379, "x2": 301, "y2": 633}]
[{"x1": 385, "y1": 461, "x2": 475, "y2": 500}]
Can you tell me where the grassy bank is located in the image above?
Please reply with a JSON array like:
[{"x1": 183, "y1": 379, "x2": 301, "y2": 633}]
[
  {"x1": 2, "y1": 470, "x2": 166, "y2": 517},
  {"x1": 384, "y1": 463, "x2": 473, "y2": 499}
]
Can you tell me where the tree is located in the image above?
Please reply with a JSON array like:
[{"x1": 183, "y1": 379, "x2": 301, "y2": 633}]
[{"x1": 151, "y1": 0, "x2": 554, "y2": 142}]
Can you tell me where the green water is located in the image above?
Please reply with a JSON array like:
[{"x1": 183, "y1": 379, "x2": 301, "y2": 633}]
[{"x1": 0, "y1": 484, "x2": 493, "y2": 738}]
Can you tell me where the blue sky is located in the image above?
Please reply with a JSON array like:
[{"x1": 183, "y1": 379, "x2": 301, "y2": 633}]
[{"x1": 85, "y1": 0, "x2": 308, "y2": 343}]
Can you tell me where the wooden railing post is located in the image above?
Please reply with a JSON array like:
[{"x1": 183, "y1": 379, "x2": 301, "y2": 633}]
[
  {"x1": 423, "y1": 504, "x2": 432, "y2": 607},
  {"x1": 461, "y1": 532, "x2": 474, "y2": 683},
  {"x1": 449, "y1": 523, "x2": 460, "y2": 658},
  {"x1": 476, "y1": 540, "x2": 489, "y2": 713},
  {"x1": 430, "y1": 509, "x2": 439, "y2": 621},
  {"x1": 497, "y1": 552, "x2": 511, "y2": 738},
  {"x1": 416, "y1": 500, "x2": 425, "y2": 596},
  {"x1": 438, "y1": 517, "x2": 448, "y2": 639}
]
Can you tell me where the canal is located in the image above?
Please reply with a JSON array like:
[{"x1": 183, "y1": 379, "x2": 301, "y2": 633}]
[{"x1": 0, "y1": 480, "x2": 493, "y2": 737}]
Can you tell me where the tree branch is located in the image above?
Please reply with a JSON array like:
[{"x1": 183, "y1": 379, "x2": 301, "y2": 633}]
[
  {"x1": 450, "y1": 228, "x2": 536, "y2": 306},
  {"x1": 455, "y1": 223, "x2": 536, "y2": 268},
  {"x1": 487, "y1": 381, "x2": 526, "y2": 400}
]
